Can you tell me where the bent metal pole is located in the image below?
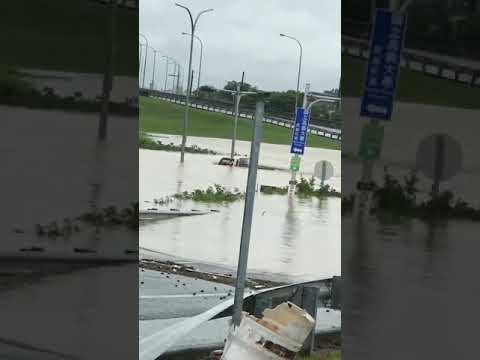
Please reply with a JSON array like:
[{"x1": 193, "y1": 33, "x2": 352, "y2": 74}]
[{"x1": 232, "y1": 101, "x2": 264, "y2": 328}]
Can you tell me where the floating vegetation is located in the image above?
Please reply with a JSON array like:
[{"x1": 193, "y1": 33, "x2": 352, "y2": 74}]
[
  {"x1": 78, "y1": 203, "x2": 139, "y2": 229},
  {"x1": 260, "y1": 185, "x2": 289, "y2": 195},
  {"x1": 173, "y1": 185, "x2": 244, "y2": 203},
  {"x1": 152, "y1": 196, "x2": 175, "y2": 205},
  {"x1": 343, "y1": 169, "x2": 480, "y2": 221},
  {"x1": 259, "y1": 178, "x2": 341, "y2": 198},
  {"x1": 34, "y1": 203, "x2": 139, "y2": 239},
  {"x1": 139, "y1": 132, "x2": 219, "y2": 154},
  {"x1": 342, "y1": 194, "x2": 355, "y2": 213},
  {"x1": 296, "y1": 177, "x2": 341, "y2": 198}
]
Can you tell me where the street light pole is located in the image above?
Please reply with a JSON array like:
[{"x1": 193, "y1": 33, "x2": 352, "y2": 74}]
[
  {"x1": 139, "y1": 43, "x2": 143, "y2": 76},
  {"x1": 152, "y1": 49, "x2": 157, "y2": 90},
  {"x1": 175, "y1": 3, "x2": 214, "y2": 163},
  {"x1": 280, "y1": 33, "x2": 303, "y2": 117},
  {"x1": 163, "y1": 56, "x2": 169, "y2": 91},
  {"x1": 182, "y1": 32, "x2": 204, "y2": 92},
  {"x1": 139, "y1": 33, "x2": 149, "y2": 89}
]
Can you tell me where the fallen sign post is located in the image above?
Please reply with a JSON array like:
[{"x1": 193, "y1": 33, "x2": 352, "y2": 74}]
[
  {"x1": 355, "y1": 7, "x2": 407, "y2": 217},
  {"x1": 231, "y1": 101, "x2": 264, "y2": 328}
]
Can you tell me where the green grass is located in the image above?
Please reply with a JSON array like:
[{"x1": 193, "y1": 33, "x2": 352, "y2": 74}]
[
  {"x1": 1, "y1": 0, "x2": 137, "y2": 75},
  {"x1": 342, "y1": 55, "x2": 480, "y2": 110},
  {"x1": 139, "y1": 97, "x2": 341, "y2": 150}
]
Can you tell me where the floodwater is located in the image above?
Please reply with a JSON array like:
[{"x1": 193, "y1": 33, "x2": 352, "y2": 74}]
[
  {"x1": 0, "y1": 264, "x2": 137, "y2": 359},
  {"x1": 342, "y1": 215, "x2": 480, "y2": 359},
  {"x1": 0, "y1": 106, "x2": 138, "y2": 258},
  {"x1": 341, "y1": 134, "x2": 480, "y2": 359},
  {"x1": 140, "y1": 134, "x2": 341, "y2": 282}
]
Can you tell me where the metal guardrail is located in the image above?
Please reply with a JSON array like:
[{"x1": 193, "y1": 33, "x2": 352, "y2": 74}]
[
  {"x1": 142, "y1": 90, "x2": 342, "y2": 141},
  {"x1": 342, "y1": 35, "x2": 480, "y2": 87}
]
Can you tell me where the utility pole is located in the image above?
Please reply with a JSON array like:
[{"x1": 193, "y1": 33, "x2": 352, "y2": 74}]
[{"x1": 221, "y1": 72, "x2": 256, "y2": 159}]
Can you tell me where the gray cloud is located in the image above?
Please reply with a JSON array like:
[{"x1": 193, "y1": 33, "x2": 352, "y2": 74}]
[{"x1": 139, "y1": 0, "x2": 340, "y2": 93}]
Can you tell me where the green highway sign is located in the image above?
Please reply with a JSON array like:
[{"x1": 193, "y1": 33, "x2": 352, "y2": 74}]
[
  {"x1": 290, "y1": 155, "x2": 301, "y2": 172},
  {"x1": 358, "y1": 123, "x2": 384, "y2": 160}
]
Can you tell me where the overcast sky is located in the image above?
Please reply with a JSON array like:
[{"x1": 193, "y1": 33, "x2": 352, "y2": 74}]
[{"x1": 139, "y1": 0, "x2": 340, "y2": 93}]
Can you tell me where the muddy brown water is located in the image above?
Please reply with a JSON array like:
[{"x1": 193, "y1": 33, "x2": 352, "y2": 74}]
[{"x1": 140, "y1": 134, "x2": 341, "y2": 283}]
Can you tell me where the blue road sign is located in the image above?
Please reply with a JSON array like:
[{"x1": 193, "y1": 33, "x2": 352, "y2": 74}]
[
  {"x1": 360, "y1": 9, "x2": 407, "y2": 120},
  {"x1": 290, "y1": 107, "x2": 310, "y2": 155}
]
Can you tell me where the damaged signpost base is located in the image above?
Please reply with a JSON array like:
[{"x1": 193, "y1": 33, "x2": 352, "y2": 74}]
[
  {"x1": 221, "y1": 302, "x2": 315, "y2": 360},
  {"x1": 217, "y1": 102, "x2": 319, "y2": 359}
]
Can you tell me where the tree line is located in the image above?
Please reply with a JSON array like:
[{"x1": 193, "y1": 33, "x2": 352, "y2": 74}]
[{"x1": 193, "y1": 81, "x2": 341, "y2": 129}]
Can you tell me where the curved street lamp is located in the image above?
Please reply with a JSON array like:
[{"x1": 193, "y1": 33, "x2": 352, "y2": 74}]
[
  {"x1": 182, "y1": 32, "x2": 203, "y2": 91},
  {"x1": 280, "y1": 33, "x2": 303, "y2": 116},
  {"x1": 139, "y1": 33, "x2": 149, "y2": 89},
  {"x1": 175, "y1": 3, "x2": 214, "y2": 163}
]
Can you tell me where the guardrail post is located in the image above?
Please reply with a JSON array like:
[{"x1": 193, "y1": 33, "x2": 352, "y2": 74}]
[{"x1": 299, "y1": 286, "x2": 319, "y2": 356}]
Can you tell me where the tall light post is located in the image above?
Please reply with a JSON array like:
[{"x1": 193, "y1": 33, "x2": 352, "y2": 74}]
[
  {"x1": 280, "y1": 33, "x2": 303, "y2": 117},
  {"x1": 175, "y1": 3, "x2": 214, "y2": 163},
  {"x1": 182, "y1": 32, "x2": 203, "y2": 91},
  {"x1": 163, "y1": 56, "x2": 169, "y2": 91},
  {"x1": 139, "y1": 33, "x2": 149, "y2": 89},
  {"x1": 152, "y1": 48, "x2": 157, "y2": 90},
  {"x1": 139, "y1": 43, "x2": 143, "y2": 76}
]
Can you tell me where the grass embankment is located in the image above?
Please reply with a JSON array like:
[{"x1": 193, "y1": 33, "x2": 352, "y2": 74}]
[
  {"x1": 139, "y1": 97, "x2": 341, "y2": 150},
  {"x1": 0, "y1": 0, "x2": 137, "y2": 75},
  {"x1": 342, "y1": 55, "x2": 480, "y2": 109}
]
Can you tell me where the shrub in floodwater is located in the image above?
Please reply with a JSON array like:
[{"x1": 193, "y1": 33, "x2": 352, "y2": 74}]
[
  {"x1": 173, "y1": 185, "x2": 244, "y2": 203},
  {"x1": 342, "y1": 194, "x2": 355, "y2": 213},
  {"x1": 372, "y1": 169, "x2": 418, "y2": 214},
  {"x1": 295, "y1": 177, "x2": 341, "y2": 198},
  {"x1": 260, "y1": 185, "x2": 289, "y2": 195},
  {"x1": 344, "y1": 168, "x2": 480, "y2": 222}
]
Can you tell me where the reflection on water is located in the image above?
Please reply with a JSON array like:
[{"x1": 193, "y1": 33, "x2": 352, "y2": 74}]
[
  {"x1": 0, "y1": 264, "x2": 137, "y2": 359},
  {"x1": 0, "y1": 106, "x2": 138, "y2": 256},
  {"x1": 140, "y1": 135, "x2": 341, "y2": 282},
  {"x1": 343, "y1": 215, "x2": 480, "y2": 359}
]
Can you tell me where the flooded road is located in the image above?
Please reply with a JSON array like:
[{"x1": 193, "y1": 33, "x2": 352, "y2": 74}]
[
  {"x1": 1, "y1": 106, "x2": 138, "y2": 258},
  {"x1": 0, "y1": 264, "x2": 137, "y2": 359},
  {"x1": 140, "y1": 134, "x2": 341, "y2": 282},
  {"x1": 342, "y1": 215, "x2": 480, "y2": 359}
]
